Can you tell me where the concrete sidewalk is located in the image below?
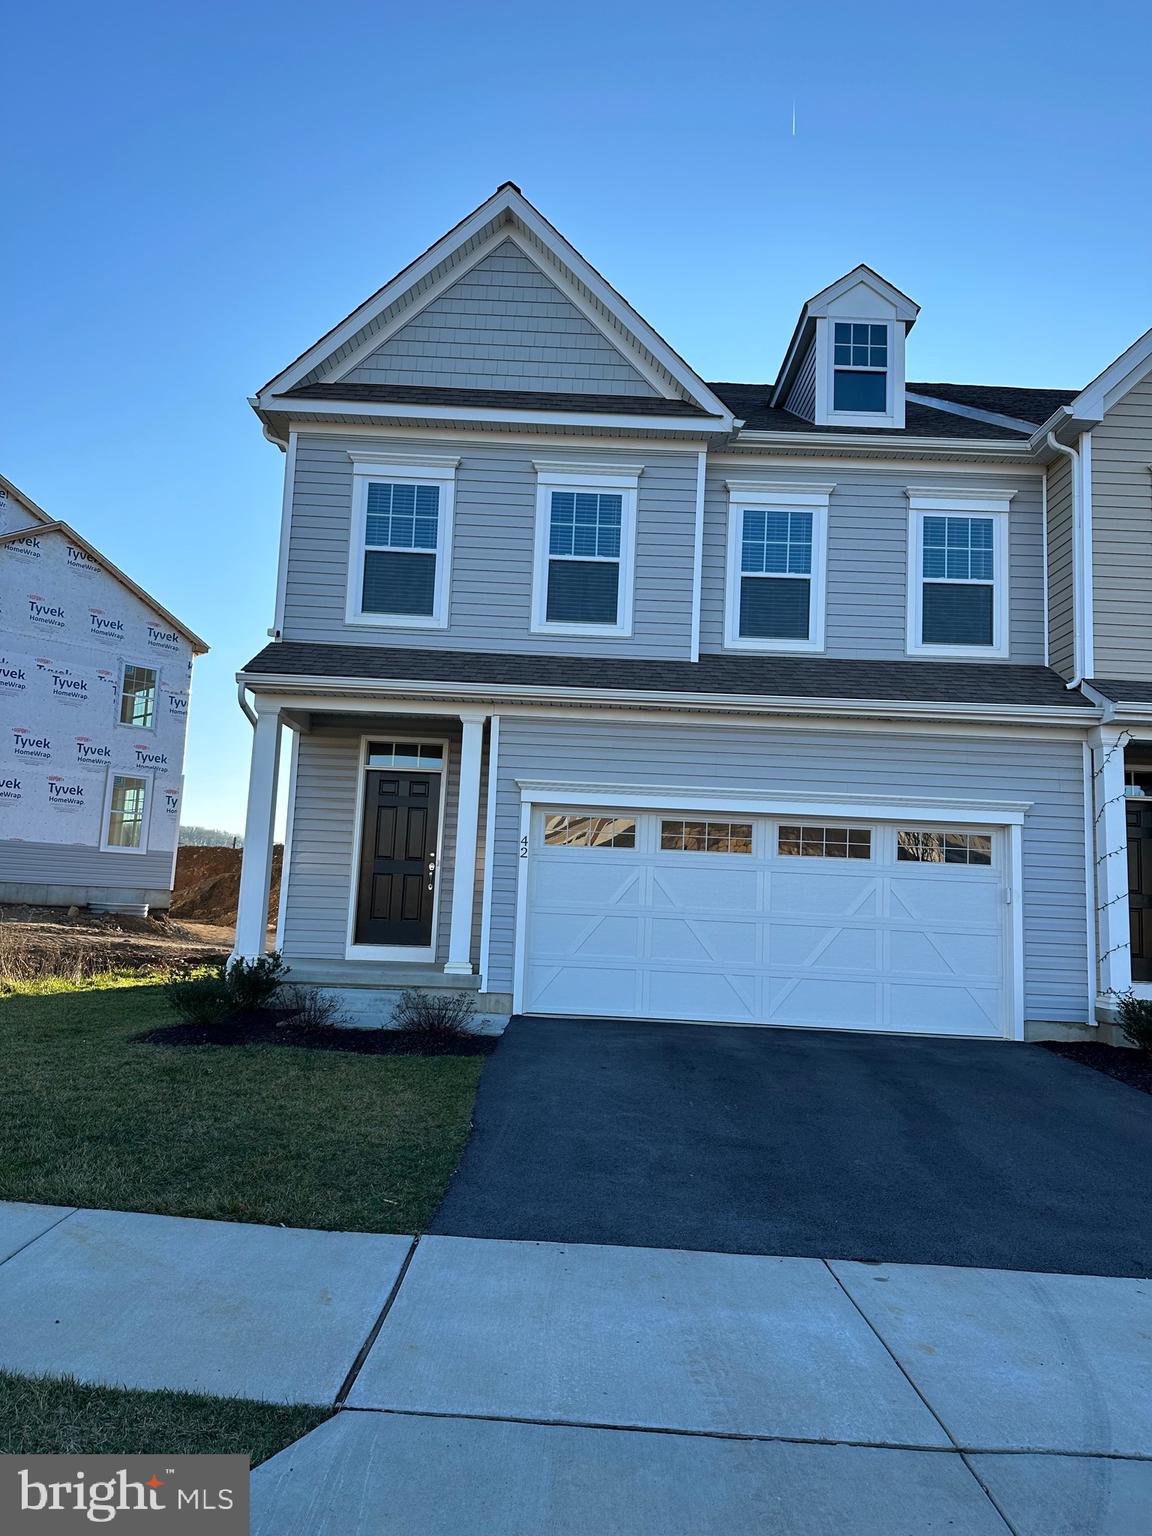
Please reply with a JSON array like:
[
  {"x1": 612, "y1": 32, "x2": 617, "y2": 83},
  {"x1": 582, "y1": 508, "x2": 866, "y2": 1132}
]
[{"x1": 3, "y1": 1202, "x2": 1151, "y2": 1532}]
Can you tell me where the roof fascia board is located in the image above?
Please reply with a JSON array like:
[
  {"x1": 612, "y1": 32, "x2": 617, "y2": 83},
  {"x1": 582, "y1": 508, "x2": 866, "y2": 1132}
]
[
  {"x1": 1028, "y1": 404, "x2": 1103, "y2": 455},
  {"x1": 2, "y1": 520, "x2": 209, "y2": 653},
  {"x1": 236, "y1": 670, "x2": 1095, "y2": 726},
  {"x1": 1070, "y1": 325, "x2": 1152, "y2": 418},
  {"x1": 0, "y1": 472, "x2": 53, "y2": 525},
  {"x1": 255, "y1": 398, "x2": 725, "y2": 434},
  {"x1": 733, "y1": 429, "x2": 1039, "y2": 460}
]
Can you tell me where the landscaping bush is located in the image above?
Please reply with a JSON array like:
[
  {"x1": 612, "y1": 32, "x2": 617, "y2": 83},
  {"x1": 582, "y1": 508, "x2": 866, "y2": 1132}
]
[
  {"x1": 224, "y1": 952, "x2": 287, "y2": 1011},
  {"x1": 161, "y1": 962, "x2": 233, "y2": 1028},
  {"x1": 390, "y1": 988, "x2": 478, "y2": 1040},
  {"x1": 162, "y1": 952, "x2": 288, "y2": 1026},
  {"x1": 1114, "y1": 990, "x2": 1152, "y2": 1053},
  {"x1": 278, "y1": 984, "x2": 352, "y2": 1031}
]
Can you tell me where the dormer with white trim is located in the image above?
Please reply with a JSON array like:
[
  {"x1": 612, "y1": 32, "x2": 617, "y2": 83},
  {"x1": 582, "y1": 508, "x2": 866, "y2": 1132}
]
[{"x1": 771, "y1": 266, "x2": 920, "y2": 430}]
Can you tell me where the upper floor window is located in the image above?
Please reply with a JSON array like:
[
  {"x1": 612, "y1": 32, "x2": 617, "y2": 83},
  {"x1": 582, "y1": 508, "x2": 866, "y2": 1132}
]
[
  {"x1": 532, "y1": 461, "x2": 640, "y2": 637},
  {"x1": 345, "y1": 453, "x2": 458, "y2": 629},
  {"x1": 119, "y1": 664, "x2": 157, "y2": 728},
  {"x1": 906, "y1": 493, "x2": 1011, "y2": 658},
  {"x1": 723, "y1": 482, "x2": 832, "y2": 652},
  {"x1": 833, "y1": 322, "x2": 888, "y2": 413}
]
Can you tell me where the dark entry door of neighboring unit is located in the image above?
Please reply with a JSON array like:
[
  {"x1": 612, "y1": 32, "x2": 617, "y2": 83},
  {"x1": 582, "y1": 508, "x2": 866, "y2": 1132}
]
[
  {"x1": 355, "y1": 770, "x2": 440, "y2": 947},
  {"x1": 1128, "y1": 795, "x2": 1152, "y2": 982}
]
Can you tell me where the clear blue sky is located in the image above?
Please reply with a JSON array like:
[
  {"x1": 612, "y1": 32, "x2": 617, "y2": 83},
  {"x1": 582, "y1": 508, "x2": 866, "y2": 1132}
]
[{"x1": 4, "y1": 0, "x2": 1149, "y2": 833}]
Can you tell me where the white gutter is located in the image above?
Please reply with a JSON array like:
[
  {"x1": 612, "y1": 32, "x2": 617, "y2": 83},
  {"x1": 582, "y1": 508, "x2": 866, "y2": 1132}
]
[
  {"x1": 1046, "y1": 430, "x2": 1093, "y2": 688},
  {"x1": 235, "y1": 670, "x2": 1098, "y2": 729},
  {"x1": 689, "y1": 449, "x2": 707, "y2": 662},
  {"x1": 237, "y1": 679, "x2": 257, "y2": 727}
]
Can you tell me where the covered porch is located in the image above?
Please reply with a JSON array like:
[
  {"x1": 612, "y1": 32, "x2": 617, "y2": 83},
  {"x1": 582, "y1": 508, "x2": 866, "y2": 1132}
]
[
  {"x1": 232, "y1": 693, "x2": 509, "y2": 1012},
  {"x1": 1090, "y1": 721, "x2": 1152, "y2": 1013}
]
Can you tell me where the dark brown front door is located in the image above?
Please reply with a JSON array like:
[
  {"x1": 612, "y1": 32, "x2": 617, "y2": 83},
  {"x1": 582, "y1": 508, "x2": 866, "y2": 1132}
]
[
  {"x1": 355, "y1": 770, "x2": 440, "y2": 947},
  {"x1": 1128, "y1": 796, "x2": 1152, "y2": 982}
]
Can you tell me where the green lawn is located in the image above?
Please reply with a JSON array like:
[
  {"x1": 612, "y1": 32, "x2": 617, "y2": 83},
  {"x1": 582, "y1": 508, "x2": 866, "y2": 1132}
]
[
  {"x1": 0, "y1": 1370, "x2": 329, "y2": 1462},
  {"x1": 0, "y1": 979, "x2": 484, "y2": 1231}
]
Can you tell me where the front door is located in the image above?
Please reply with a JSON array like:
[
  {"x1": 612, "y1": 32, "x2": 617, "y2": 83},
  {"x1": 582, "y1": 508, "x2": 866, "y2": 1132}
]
[
  {"x1": 1129, "y1": 794, "x2": 1152, "y2": 982},
  {"x1": 355, "y1": 769, "x2": 440, "y2": 947}
]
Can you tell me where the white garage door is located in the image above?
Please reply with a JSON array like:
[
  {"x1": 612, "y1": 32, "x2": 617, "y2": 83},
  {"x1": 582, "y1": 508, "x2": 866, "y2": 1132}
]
[{"x1": 522, "y1": 808, "x2": 1010, "y2": 1037}]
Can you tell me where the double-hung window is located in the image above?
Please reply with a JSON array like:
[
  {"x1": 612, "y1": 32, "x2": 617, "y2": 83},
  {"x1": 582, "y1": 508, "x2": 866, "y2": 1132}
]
[
  {"x1": 101, "y1": 772, "x2": 150, "y2": 853},
  {"x1": 119, "y1": 664, "x2": 157, "y2": 728},
  {"x1": 346, "y1": 454, "x2": 458, "y2": 627},
  {"x1": 832, "y1": 322, "x2": 888, "y2": 413},
  {"x1": 724, "y1": 483, "x2": 831, "y2": 651},
  {"x1": 907, "y1": 492, "x2": 1011, "y2": 657},
  {"x1": 532, "y1": 462, "x2": 639, "y2": 636}
]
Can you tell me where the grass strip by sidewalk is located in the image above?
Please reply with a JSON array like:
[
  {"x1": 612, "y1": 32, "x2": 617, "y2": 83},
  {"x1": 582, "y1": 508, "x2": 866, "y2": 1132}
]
[
  {"x1": 0, "y1": 978, "x2": 484, "y2": 1232},
  {"x1": 0, "y1": 1370, "x2": 329, "y2": 1464}
]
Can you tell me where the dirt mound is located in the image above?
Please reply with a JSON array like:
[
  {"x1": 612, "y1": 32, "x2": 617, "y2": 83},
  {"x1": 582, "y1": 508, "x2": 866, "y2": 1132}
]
[{"x1": 171, "y1": 845, "x2": 282, "y2": 925}]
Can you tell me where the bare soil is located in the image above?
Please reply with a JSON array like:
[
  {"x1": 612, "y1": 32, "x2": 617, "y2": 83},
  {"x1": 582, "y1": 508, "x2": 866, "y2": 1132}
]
[
  {"x1": 170, "y1": 845, "x2": 282, "y2": 925},
  {"x1": 138, "y1": 1012, "x2": 499, "y2": 1056},
  {"x1": 0, "y1": 906, "x2": 232, "y2": 977}
]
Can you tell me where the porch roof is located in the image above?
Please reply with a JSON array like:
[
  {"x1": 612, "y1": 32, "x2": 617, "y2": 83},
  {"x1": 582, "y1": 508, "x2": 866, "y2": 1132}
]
[{"x1": 242, "y1": 641, "x2": 1094, "y2": 712}]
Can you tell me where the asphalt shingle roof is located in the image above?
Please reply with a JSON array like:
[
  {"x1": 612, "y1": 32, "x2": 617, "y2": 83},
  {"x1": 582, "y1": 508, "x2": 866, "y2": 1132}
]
[
  {"x1": 1088, "y1": 679, "x2": 1152, "y2": 706},
  {"x1": 275, "y1": 382, "x2": 717, "y2": 418},
  {"x1": 243, "y1": 641, "x2": 1092, "y2": 710}
]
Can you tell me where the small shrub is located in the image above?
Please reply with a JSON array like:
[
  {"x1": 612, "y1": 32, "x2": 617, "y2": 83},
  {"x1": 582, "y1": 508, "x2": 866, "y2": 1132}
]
[
  {"x1": 1114, "y1": 990, "x2": 1152, "y2": 1053},
  {"x1": 225, "y1": 951, "x2": 288, "y2": 1012},
  {"x1": 279, "y1": 984, "x2": 352, "y2": 1031},
  {"x1": 390, "y1": 988, "x2": 478, "y2": 1039},
  {"x1": 161, "y1": 961, "x2": 233, "y2": 1027}
]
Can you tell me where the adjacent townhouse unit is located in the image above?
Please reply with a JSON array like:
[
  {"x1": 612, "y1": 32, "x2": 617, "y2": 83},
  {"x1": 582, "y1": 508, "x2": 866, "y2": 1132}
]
[
  {"x1": 233, "y1": 183, "x2": 1152, "y2": 1040},
  {"x1": 0, "y1": 475, "x2": 208, "y2": 913}
]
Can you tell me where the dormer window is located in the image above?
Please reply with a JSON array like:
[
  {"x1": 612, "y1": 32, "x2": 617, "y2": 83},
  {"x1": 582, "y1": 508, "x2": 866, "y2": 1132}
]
[{"x1": 832, "y1": 323, "x2": 888, "y2": 413}]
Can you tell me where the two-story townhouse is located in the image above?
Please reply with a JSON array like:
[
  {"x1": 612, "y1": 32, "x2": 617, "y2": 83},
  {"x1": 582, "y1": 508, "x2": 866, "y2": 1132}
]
[{"x1": 233, "y1": 183, "x2": 1152, "y2": 1042}]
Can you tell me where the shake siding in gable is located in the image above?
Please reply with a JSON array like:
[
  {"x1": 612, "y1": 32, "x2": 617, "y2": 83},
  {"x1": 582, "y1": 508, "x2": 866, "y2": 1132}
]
[
  {"x1": 699, "y1": 465, "x2": 1046, "y2": 661},
  {"x1": 1046, "y1": 454, "x2": 1076, "y2": 677},
  {"x1": 1091, "y1": 373, "x2": 1152, "y2": 680},
  {"x1": 284, "y1": 434, "x2": 698, "y2": 658},
  {"x1": 338, "y1": 242, "x2": 658, "y2": 396},
  {"x1": 486, "y1": 715, "x2": 1090, "y2": 1024}
]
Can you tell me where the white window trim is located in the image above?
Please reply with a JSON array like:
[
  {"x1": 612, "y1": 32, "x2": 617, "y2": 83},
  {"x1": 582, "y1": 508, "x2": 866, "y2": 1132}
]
[
  {"x1": 344, "y1": 453, "x2": 459, "y2": 630},
  {"x1": 345, "y1": 732, "x2": 450, "y2": 962},
  {"x1": 817, "y1": 318, "x2": 905, "y2": 429},
  {"x1": 531, "y1": 463, "x2": 641, "y2": 638},
  {"x1": 99, "y1": 768, "x2": 153, "y2": 855},
  {"x1": 116, "y1": 660, "x2": 159, "y2": 733},
  {"x1": 906, "y1": 490, "x2": 1013, "y2": 659},
  {"x1": 723, "y1": 482, "x2": 832, "y2": 653}
]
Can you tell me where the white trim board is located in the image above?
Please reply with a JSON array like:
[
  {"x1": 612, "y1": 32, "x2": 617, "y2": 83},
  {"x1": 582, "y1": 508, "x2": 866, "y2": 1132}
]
[
  {"x1": 905, "y1": 493, "x2": 1012, "y2": 661},
  {"x1": 530, "y1": 464, "x2": 639, "y2": 638},
  {"x1": 343, "y1": 732, "x2": 451, "y2": 963},
  {"x1": 722, "y1": 483, "x2": 832, "y2": 654},
  {"x1": 343, "y1": 457, "x2": 458, "y2": 631}
]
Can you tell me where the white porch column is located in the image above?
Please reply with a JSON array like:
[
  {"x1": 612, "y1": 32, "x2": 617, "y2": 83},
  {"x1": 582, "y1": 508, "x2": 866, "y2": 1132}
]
[
  {"x1": 1091, "y1": 724, "x2": 1132, "y2": 1005},
  {"x1": 444, "y1": 709, "x2": 488, "y2": 975},
  {"x1": 232, "y1": 705, "x2": 283, "y2": 961}
]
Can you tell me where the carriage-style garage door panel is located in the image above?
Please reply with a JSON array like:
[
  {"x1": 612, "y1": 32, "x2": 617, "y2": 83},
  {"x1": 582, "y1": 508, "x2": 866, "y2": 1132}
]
[{"x1": 523, "y1": 811, "x2": 1008, "y2": 1036}]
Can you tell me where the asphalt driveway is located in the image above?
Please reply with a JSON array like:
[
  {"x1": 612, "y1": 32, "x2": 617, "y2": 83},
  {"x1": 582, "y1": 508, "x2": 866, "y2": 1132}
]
[{"x1": 432, "y1": 1017, "x2": 1152, "y2": 1275}]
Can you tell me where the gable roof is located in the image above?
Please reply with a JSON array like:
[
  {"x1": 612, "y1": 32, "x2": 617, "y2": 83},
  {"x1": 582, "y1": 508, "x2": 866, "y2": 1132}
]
[
  {"x1": 254, "y1": 183, "x2": 735, "y2": 430},
  {"x1": 710, "y1": 382, "x2": 1036, "y2": 440},
  {"x1": 0, "y1": 517, "x2": 209, "y2": 654},
  {"x1": 771, "y1": 265, "x2": 921, "y2": 408}
]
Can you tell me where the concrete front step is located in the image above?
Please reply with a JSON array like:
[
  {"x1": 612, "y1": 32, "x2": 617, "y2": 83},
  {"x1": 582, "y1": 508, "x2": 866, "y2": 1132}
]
[{"x1": 283, "y1": 959, "x2": 483, "y2": 990}]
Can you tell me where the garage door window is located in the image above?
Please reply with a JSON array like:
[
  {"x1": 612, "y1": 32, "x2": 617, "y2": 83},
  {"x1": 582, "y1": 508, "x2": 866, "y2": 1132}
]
[
  {"x1": 660, "y1": 820, "x2": 753, "y2": 853},
  {"x1": 778, "y1": 824, "x2": 871, "y2": 859},
  {"x1": 544, "y1": 814, "x2": 636, "y2": 849},
  {"x1": 897, "y1": 829, "x2": 992, "y2": 866}
]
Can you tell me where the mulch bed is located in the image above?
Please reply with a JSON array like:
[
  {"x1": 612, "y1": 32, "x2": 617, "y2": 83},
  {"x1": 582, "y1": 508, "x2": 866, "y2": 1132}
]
[
  {"x1": 136, "y1": 1010, "x2": 498, "y2": 1057},
  {"x1": 1040, "y1": 1041, "x2": 1152, "y2": 1096}
]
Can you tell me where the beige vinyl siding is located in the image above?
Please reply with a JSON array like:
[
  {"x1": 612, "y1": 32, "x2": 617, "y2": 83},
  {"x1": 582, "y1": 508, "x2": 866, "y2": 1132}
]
[
  {"x1": 486, "y1": 715, "x2": 1090, "y2": 1025},
  {"x1": 1046, "y1": 454, "x2": 1076, "y2": 678},
  {"x1": 284, "y1": 434, "x2": 698, "y2": 658},
  {"x1": 339, "y1": 241, "x2": 657, "y2": 397},
  {"x1": 700, "y1": 465, "x2": 1046, "y2": 661},
  {"x1": 1091, "y1": 373, "x2": 1152, "y2": 679}
]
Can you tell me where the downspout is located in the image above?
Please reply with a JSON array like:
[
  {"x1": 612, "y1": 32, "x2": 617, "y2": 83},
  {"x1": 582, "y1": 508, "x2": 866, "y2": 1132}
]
[
  {"x1": 1046, "y1": 431, "x2": 1089, "y2": 690},
  {"x1": 237, "y1": 679, "x2": 257, "y2": 727}
]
